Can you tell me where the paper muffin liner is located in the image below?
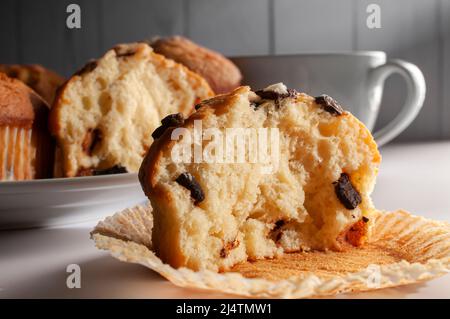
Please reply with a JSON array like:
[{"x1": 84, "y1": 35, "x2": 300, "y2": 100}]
[
  {"x1": 0, "y1": 123, "x2": 54, "y2": 180},
  {"x1": 0, "y1": 125, "x2": 34, "y2": 180},
  {"x1": 92, "y1": 204, "x2": 450, "y2": 298}
]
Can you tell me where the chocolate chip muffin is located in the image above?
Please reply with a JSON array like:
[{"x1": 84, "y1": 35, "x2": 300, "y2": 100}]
[
  {"x1": 139, "y1": 83, "x2": 381, "y2": 271},
  {"x1": 49, "y1": 42, "x2": 214, "y2": 177},
  {"x1": 0, "y1": 64, "x2": 65, "y2": 105},
  {"x1": 151, "y1": 36, "x2": 242, "y2": 94},
  {"x1": 0, "y1": 73, "x2": 54, "y2": 180}
]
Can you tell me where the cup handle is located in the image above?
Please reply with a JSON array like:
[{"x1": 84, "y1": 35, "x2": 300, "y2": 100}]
[{"x1": 369, "y1": 59, "x2": 426, "y2": 146}]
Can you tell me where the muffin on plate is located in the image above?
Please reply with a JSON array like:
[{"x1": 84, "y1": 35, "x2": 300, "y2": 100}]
[
  {"x1": 139, "y1": 83, "x2": 381, "y2": 271},
  {"x1": 49, "y1": 42, "x2": 214, "y2": 177},
  {"x1": 0, "y1": 64, "x2": 65, "y2": 105},
  {"x1": 0, "y1": 73, "x2": 54, "y2": 181},
  {"x1": 150, "y1": 36, "x2": 242, "y2": 94}
]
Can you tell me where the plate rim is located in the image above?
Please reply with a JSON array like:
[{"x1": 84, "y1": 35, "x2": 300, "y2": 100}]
[{"x1": 0, "y1": 172, "x2": 141, "y2": 193}]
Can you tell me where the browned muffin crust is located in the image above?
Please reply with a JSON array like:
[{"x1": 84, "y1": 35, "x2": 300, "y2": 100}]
[
  {"x1": 151, "y1": 36, "x2": 242, "y2": 94},
  {"x1": 0, "y1": 72, "x2": 50, "y2": 127},
  {"x1": 0, "y1": 64, "x2": 65, "y2": 105}
]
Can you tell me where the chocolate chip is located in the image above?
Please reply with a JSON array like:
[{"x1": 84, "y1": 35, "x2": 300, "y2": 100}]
[
  {"x1": 255, "y1": 90, "x2": 280, "y2": 100},
  {"x1": 151, "y1": 126, "x2": 169, "y2": 140},
  {"x1": 161, "y1": 113, "x2": 184, "y2": 127},
  {"x1": 220, "y1": 240, "x2": 239, "y2": 258},
  {"x1": 249, "y1": 102, "x2": 259, "y2": 110},
  {"x1": 333, "y1": 173, "x2": 362, "y2": 210},
  {"x1": 270, "y1": 220, "x2": 286, "y2": 244},
  {"x1": 76, "y1": 165, "x2": 128, "y2": 177},
  {"x1": 151, "y1": 113, "x2": 185, "y2": 139},
  {"x1": 273, "y1": 220, "x2": 285, "y2": 230},
  {"x1": 114, "y1": 46, "x2": 136, "y2": 57},
  {"x1": 275, "y1": 232, "x2": 283, "y2": 242},
  {"x1": 275, "y1": 220, "x2": 285, "y2": 227},
  {"x1": 175, "y1": 172, "x2": 205, "y2": 204},
  {"x1": 362, "y1": 216, "x2": 369, "y2": 223},
  {"x1": 254, "y1": 88, "x2": 298, "y2": 108},
  {"x1": 194, "y1": 103, "x2": 202, "y2": 110},
  {"x1": 315, "y1": 95, "x2": 344, "y2": 115},
  {"x1": 255, "y1": 88, "x2": 298, "y2": 100},
  {"x1": 82, "y1": 128, "x2": 101, "y2": 155},
  {"x1": 75, "y1": 60, "x2": 98, "y2": 76},
  {"x1": 93, "y1": 165, "x2": 128, "y2": 176}
]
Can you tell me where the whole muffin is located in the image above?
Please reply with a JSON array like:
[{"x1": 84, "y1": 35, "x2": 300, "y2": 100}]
[
  {"x1": 0, "y1": 73, "x2": 54, "y2": 180},
  {"x1": 0, "y1": 64, "x2": 65, "y2": 105},
  {"x1": 139, "y1": 83, "x2": 381, "y2": 271},
  {"x1": 151, "y1": 36, "x2": 242, "y2": 94}
]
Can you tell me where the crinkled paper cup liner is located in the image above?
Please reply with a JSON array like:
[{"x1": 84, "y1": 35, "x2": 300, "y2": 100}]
[{"x1": 91, "y1": 204, "x2": 450, "y2": 298}]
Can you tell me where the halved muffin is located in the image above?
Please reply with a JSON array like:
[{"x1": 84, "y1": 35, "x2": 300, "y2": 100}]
[
  {"x1": 49, "y1": 42, "x2": 214, "y2": 177},
  {"x1": 139, "y1": 83, "x2": 381, "y2": 271}
]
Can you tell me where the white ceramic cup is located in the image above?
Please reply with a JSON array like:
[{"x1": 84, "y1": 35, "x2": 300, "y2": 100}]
[{"x1": 231, "y1": 52, "x2": 426, "y2": 146}]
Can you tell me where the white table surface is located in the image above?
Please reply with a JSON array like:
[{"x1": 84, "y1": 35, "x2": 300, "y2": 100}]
[{"x1": 1, "y1": 141, "x2": 449, "y2": 299}]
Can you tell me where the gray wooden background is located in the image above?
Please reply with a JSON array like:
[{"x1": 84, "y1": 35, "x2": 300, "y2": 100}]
[{"x1": 0, "y1": 0, "x2": 449, "y2": 142}]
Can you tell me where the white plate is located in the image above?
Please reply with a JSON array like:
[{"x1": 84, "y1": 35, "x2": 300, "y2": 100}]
[{"x1": 0, "y1": 173, "x2": 146, "y2": 230}]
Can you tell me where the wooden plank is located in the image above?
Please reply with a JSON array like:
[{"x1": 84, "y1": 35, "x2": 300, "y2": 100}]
[
  {"x1": 274, "y1": 0, "x2": 354, "y2": 54},
  {"x1": 0, "y1": 0, "x2": 104, "y2": 77},
  {"x1": 9, "y1": 0, "x2": 68, "y2": 76},
  {"x1": 33, "y1": 0, "x2": 104, "y2": 76},
  {"x1": 356, "y1": 0, "x2": 441, "y2": 142},
  {"x1": 187, "y1": 0, "x2": 270, "y2": 56},
  {"x1": 67, "y1": 0, "x2": 103, "y2": 75},
  {"x1": 441, "y1": 0, "x2": 450, "y2": 138},
  {"x1": 0, "y1": 0, "x2": 19, "y2": 63},
  {"x1": 100, "y1": 0, "x2": 183, "y2": 50}
]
